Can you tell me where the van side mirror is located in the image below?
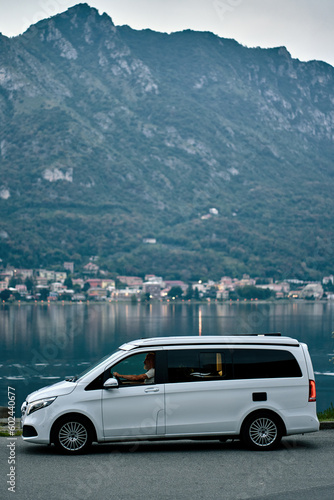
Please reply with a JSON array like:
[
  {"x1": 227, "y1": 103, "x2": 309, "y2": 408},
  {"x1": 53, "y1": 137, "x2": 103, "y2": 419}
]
[{"x1": 103, "y1": 377, "x2": 119, "y2": 389}]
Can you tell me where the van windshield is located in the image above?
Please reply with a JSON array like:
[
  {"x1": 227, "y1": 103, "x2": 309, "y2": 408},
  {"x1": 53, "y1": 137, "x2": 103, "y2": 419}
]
[{"x1": 67, "y1": 350, "x2": 120, "y2": 382}]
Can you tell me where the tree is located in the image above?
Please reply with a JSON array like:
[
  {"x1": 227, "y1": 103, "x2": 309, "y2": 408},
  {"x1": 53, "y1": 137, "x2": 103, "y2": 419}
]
[
  {"x1": 64, "y1": 276, "x2": 73, "y2": 289},
  {"x1": 8, "y1": 278, "x2": 17, "y2": 288},
  {"x1": 205, "y1": 286, "x2": 217, "y2": 299},
  {"x1": 25, "y1": 277, "x2": 34, "y2": 293},
  {"x1": 115, "y1": 279, "x2": 127, "y2": 290},
  {"x1": 39, "y1": 288, "x2": 49, "y2": 301},
  {"x1": 0, "y1": 289, "x2": 11, "y2": 302},
  {"x1": 185, "y1": 284, "x2": 193, "y2": 300},
  {"x1": 141, "y1": 292, "x2": 151, "y2": 303},
  {"x1": 167, "y1": 286, "x2": 184, "y2": 299}
]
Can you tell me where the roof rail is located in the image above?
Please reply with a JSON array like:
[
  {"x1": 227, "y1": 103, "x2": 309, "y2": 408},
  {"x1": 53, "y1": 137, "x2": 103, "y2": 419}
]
[{"x1": 234, "y1": 333, "x2": 281, "y2": 337}]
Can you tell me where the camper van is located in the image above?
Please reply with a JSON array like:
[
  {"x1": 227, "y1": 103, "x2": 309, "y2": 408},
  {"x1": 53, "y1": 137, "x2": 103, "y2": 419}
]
[{"x1": 21, "y1": 335, "x2": 319, "y2": 453}]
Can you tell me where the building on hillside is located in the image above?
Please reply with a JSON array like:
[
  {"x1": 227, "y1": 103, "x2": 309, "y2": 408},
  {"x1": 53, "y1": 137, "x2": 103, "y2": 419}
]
[
  {"x1": 164, "y1": 280, "x2": 188, "y2": 293},
  {"x1": 38, "y1": 270, "x2": 56, "y2": 281},
  {"x1": 0, "y1": 267, "x2": 14, "y2": 276},
  {"x1": 144, "y1": 275, "x2": 164, "y2": 284},
  {"x1": 216, "y1": 289, "x2": 230, "y2": 300},
  {"x1": 117, "y1": 276, "x2": 143, "y2": 287},
  {"x1": 50, "y1": 282, "x2": 66, "y2": 293},
  {"x1": 0, "y1": 280, "x2": 8, "y2": 291},
  {"x1": 87, "y1": 287, "x2": 107, "y2": 300},
  {"x1": 15, "y1": 284, "x2": 27, "y2": 295},
  {"x1": 36, "y1": 276, "x2": 48, "y2": 287},
  {"x1": 64, "y1": 262, "x2": 74, "y2": 274},
  {"x1": 112, "y1": 287, "x2": 141, "y2": 300},
  {"x1": 219, "y1": 277, "x2": 234, "y2": 289},
  {"x1": 101, "y1": 279, "x2": 115, "y2": 290},
  {"x1": 72, "y1": 278, "x2": 84, "y2": 289},
  {"x1": 55, "y1": 272, "x2": 67, "y2": 283},
  {"x1": 17, "y1": 269, "x2": 34, "y2": 279},
  {"x1": 83, "y1": 262, "x2": 99, "y2": 274},
  {"x1": 300, "y1": 283, "x2": 324, "y2": 300},
  {"x1": 142, "y1": 281, "x2": 162, "y2": 299},
  {"x1": 85, "y1": 278, "x2": 102, "y2": 288},
  {"x1": 72, "y1": 293, "x2": 86, "y2": 302},
  {"x1": 193, "y1": 280, "x2": 217, "y2": 295},
  {"x1": 256, "y1": 282, "x2": 290, "y2": 297},
  {"x1": 236, "y1": 274, "x2": 256, "y2": 288},
  {"x1": 217, "y1": 277, "x2": 235, "y2": 299},
  {"x1": 143, "y1": 238, "x2": 157, "y2": 244}
]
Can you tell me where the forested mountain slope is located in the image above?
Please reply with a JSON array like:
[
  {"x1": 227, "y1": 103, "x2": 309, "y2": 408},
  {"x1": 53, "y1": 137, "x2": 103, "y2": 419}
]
[{"x1": 0, "y1": 3, "x2": 333, "y2": 280}]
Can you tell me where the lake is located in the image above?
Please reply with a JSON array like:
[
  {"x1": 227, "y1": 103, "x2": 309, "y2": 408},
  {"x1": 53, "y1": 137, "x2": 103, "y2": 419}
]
[{"x1": 0, "y1": 301, "x2": 333, "y2": 412}]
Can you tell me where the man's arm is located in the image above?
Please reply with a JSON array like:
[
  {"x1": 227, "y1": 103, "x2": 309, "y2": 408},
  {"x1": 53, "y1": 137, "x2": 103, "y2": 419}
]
[{"x1": 113, "y1": 372, "x2": 147, "y2": 381}]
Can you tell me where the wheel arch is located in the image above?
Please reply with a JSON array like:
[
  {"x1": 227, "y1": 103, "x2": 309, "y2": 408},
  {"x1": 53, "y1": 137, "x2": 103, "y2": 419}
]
[
  {"x1": 50, "y1": 412, "x2": 97, "y2": 444},
  {"x1": 240, "y1": 409, "x2": 287, "y2": 437}
]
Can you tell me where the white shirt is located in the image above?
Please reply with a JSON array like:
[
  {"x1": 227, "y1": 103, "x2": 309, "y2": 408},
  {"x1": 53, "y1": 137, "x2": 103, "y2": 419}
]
[{"x1": 144, "y1": 368, "x2": 155, "y2": 384}]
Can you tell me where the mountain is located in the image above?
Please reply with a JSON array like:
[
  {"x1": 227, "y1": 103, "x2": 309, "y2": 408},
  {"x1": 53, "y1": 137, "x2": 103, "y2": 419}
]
[{"x1": 0, "y1": 3, "x2": 333, "y2": 280}]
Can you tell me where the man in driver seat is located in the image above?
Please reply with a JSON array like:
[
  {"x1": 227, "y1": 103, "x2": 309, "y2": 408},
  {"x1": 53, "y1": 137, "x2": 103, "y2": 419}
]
[{"x1": 113, "y1": 352, "x2": 155, "y2": 384}]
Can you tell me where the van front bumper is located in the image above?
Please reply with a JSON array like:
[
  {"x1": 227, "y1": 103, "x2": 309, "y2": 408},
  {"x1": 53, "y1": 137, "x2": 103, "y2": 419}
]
[{"x1": 21, "y1": 410, "x2": 52, "y2": 445}]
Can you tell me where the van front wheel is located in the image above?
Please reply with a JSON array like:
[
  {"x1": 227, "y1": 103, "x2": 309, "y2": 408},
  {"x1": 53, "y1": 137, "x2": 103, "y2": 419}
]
[
  {"x1": 53, "y1": 416, "x2": 92, "y2": 454},
  {"x1": 241, "y1": 412, "x2": 282, "y2": 451}
]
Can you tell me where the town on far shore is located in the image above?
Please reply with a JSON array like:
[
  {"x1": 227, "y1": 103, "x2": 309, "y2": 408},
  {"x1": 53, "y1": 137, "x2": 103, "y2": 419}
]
[{"x1": 0, "y1": 260, "x2": 333, "y2": 303}]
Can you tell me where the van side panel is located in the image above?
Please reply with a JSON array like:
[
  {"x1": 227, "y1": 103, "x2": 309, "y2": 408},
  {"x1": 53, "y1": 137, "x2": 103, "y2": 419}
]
[
  {"x1": 165, "y1": 380, "x2": 241, "y2": 435},
  {"x1": 165, "y1": 378, "x2": 313, "y2": 436},
  {"x1": 164, "y1": 345, "x2": 319, "y2": 437}
]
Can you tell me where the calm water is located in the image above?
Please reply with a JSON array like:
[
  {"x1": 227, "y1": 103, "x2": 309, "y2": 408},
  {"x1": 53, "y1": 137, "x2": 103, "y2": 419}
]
[{"x1": 0, "y1": 301, "x2": 333, "y2": 412}]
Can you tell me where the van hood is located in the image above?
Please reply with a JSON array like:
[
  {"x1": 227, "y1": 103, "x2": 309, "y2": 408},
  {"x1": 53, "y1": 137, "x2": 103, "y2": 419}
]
[{"x1": 26, "y1": 380, "x2": 77, "y2": 402}]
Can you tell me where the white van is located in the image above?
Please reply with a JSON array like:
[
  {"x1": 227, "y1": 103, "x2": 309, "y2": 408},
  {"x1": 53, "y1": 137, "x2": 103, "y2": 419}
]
[{"x1": 21, "y1": 335, "x2": 319, "y2": 453}]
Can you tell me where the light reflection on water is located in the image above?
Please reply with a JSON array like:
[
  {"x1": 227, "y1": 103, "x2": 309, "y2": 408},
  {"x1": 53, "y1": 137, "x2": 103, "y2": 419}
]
[{"x1": 0, "y1": 301, "x2": 333, "y2": 411}]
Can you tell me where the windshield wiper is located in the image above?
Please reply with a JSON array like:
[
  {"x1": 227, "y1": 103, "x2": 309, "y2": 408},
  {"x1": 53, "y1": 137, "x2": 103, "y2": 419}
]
[{"x1": 65, "y1": 375, "x2": 78, "y2": 382}]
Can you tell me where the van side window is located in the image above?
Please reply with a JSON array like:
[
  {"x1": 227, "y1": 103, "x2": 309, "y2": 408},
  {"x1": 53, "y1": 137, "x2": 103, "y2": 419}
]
[
  {"x1": 168, "y1": 350, "x2": 198, "y2": 383},
  {"x1": 233, "y1": 349, "x2": 302, "y2": 379},
  {"x1": 167, "y1": 350, "x2": 230, "y2": 383},
  {"x1": 108, "y1": 351, "x2": 157, "y2": 386},
  {"x1": 198, "y1": 352, "x2": 226, "y2": 380}
]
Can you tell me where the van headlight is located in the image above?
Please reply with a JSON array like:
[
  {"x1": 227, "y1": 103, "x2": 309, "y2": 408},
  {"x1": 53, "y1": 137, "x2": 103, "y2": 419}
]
[{"x1": 26, "y1": 397, "x2": 57, "y2": 416}]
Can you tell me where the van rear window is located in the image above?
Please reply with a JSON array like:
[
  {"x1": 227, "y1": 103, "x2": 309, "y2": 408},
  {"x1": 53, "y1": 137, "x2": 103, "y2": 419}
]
[{"x1": 233, "y1": 349, "x2": 302, "y2": 379}]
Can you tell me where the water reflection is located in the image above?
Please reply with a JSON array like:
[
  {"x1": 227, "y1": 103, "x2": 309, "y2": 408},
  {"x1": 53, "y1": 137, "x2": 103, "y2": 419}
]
[{"x1": 0, "y1": 301, "x2": 333, "y2": 410}]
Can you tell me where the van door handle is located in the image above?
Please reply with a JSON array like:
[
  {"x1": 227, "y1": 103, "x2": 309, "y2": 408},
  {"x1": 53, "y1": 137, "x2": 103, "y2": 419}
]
[{"x1": 144, "y1": 387, "x2": 159, "y2": 393}]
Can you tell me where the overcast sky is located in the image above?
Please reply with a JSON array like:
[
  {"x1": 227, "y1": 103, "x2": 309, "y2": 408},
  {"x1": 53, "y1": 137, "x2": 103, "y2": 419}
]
[{"x1": 0, "y1": 0, "x2": 333, "y2": 66}]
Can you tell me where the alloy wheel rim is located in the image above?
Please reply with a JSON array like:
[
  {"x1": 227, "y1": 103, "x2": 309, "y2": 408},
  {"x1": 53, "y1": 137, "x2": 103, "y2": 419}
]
[
  {"x1": 58, "y1": 421, "x2": 88, "y2": 451},
  {"x1": 249, "y1": 417, "x2": 277, "y2": 447}
]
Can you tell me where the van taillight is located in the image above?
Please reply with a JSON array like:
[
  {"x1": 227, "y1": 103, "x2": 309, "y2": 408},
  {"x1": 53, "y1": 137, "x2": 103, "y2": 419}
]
[{"x1": 309, "y1": 380, "x2": 316, "y2": 402}]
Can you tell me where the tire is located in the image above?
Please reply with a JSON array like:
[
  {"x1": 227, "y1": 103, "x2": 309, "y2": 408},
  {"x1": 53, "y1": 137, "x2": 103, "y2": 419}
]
[
  {"x1": 53, "y1": 416, "x2": 93, "y2": 454},
  {"x1": 241, "y1": 412, "x2": 282, "y2": 451}
]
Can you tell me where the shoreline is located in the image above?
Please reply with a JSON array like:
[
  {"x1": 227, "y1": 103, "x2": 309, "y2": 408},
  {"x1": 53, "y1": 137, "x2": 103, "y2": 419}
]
[{"x1": 1, "y1": 298, "x2": 333, "y2": 306}]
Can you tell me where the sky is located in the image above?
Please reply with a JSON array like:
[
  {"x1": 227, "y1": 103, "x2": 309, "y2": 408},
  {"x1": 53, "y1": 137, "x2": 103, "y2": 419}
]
[{"x1": 0, "y1": 0, "x2": 333, "y2": 66}]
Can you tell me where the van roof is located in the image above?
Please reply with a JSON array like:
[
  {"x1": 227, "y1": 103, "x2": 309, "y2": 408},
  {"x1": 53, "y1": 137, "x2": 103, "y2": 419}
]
[{"x1": 120, "y1": 335, "x2": 300, "y2": 350}]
